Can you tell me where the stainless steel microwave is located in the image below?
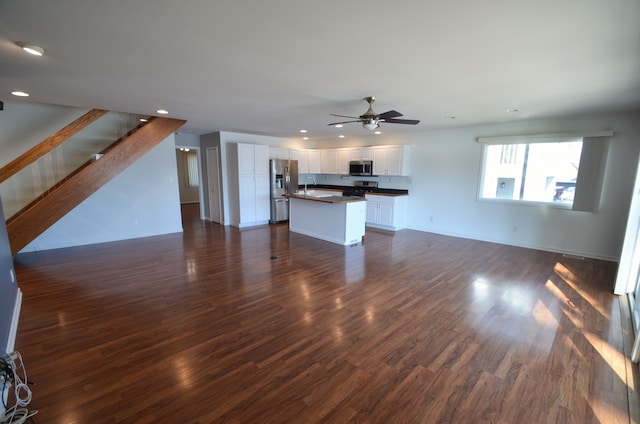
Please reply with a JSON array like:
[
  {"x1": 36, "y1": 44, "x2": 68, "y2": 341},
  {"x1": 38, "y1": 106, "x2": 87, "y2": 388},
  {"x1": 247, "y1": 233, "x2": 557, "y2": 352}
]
[{"x1": 349, "y1": 160, "x2": 373, "y2": 176}]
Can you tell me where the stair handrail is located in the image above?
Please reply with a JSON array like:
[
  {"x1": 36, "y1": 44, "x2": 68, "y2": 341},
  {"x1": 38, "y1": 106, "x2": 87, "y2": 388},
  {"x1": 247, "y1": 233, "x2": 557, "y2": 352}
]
[{"x1": 0, "y1": 109, "x2": 108, "y2": 184}]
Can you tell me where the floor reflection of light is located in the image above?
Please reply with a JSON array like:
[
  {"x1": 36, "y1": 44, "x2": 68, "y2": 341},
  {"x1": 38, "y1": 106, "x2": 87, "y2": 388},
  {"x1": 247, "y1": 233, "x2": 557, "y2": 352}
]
[
  {"x1": 590, "y1": 398, "x2": 629, "y2": 424},
  {"x1": 62, "y1": 413, "x2": 78, "y2": 424},
  {"x1": 335, "y1": 297, "x2": 342, "y2": 308},
  {"x1": 58, "y1": 312, "x2": 67, "y2": 327},
  {"x1": 301, "y1": 283, "x2": 310, "y2": 301},
  {"x1": 174, "y1": 357, "x2": 192, "y2": 389},
  {"x1": 334, "y1": 326, "x2": 343, "y2": 341},
  {"x1": 366, "y1": 306, "x2": 374, "y2": 323},
  {"x1": 500, "y1": 288, "x2": 535, "y2": 315},
  {"x1": 583, "y1": 330, "x2": 627, "y2": 386},
  {"x1": 304, "y1": 311, "x2": 312, "y2": 323},
  {"x1": 186, "y1": 258, "x2": 198, "y2": 281},
  {"x1": 471, "y1": 278, "x2": 490, "y2": 299},
  {"x1": 556, "y1": 290, "x2": 630, "y2": 391},
  {"x1": 554, "y1": 262, "x2": 610, "y2": 319},
  {"x1": 532, "y1": 299, "x2": 559, "y2": 329}
]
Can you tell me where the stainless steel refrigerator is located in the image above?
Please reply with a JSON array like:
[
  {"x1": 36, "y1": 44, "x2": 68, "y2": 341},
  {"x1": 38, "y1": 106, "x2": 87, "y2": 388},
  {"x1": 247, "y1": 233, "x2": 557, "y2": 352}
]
[{"x1": 269, "y1": 159, "x2": 298, "y2": 224}]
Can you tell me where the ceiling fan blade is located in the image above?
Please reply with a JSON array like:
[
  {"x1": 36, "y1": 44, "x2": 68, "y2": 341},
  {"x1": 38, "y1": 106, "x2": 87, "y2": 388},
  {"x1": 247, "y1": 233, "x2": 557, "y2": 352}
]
[
  {"x1": 329, "y1": 113, "x2": 360, "y2": 119},
  {"x1": 382, "y1": 118, "x2": 420, "y2": 125},
  {"x1": 377, "y1": 110, "x2": 403, "y2": 120},
  {"x1": 327, "y1": 120, "x2": 362, "y2": 126}
]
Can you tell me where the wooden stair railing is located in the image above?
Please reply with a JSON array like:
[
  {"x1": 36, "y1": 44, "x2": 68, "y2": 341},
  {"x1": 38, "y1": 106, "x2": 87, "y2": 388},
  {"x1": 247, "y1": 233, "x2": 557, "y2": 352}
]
[
  {"x1": 0, "y1": 109, "x2": 109, "y2": 184},
  {"x1": 6, "y1": 116, "x2": 186, "y2": 255}
]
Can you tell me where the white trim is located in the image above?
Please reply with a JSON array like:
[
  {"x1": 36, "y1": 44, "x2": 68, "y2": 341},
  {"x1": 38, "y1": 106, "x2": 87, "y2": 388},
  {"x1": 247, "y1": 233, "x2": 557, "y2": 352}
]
[
  {"x1": 476, "y1": 130, "x2": 614, "y2": 144},
  {"x1": 6, "y1": 289, "x2": 22, "y2": 353}
]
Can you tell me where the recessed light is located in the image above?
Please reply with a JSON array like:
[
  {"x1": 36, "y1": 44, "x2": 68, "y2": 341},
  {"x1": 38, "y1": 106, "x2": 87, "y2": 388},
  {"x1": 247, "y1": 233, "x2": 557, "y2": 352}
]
[
  {"x1": 335, "y1": 124, "x2": 343, "y2": 128},
  {"x1": 15, "y1": 42, "x2": 45, "y2": 56},
  {"x1": 139, "y1": 118, "x2": 148, "y2": 122},
  {"x1": 374, "y1": 131, "x2": 382, "y2": 135},
  {"x1": 506, "y1": 108, "x2": 520, "y2": 113},
  {"x1": 444, "y1": 116, "x2": 456, "y2": 120},
  {"x1": 157, "y1": 109, "x2": 169, "y2": 114},
  {"x1": 338, "y1": 135, "x2": 345, "y2": 138},
  {"x1": 302, "y1": 137, "x2": 309, "y2": 140},
  {"x1": 11, "y1": 91, "x2": 29, "y2": 97},
  {"x1": 299, "y1": 129, "x2": 307, "y2": 133}
]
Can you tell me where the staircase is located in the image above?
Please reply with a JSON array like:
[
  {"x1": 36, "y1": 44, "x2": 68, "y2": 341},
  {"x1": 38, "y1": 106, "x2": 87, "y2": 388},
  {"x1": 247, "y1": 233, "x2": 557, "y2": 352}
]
[{"x1": 1, "y1": 110, "x2": 186, "y2": 255}]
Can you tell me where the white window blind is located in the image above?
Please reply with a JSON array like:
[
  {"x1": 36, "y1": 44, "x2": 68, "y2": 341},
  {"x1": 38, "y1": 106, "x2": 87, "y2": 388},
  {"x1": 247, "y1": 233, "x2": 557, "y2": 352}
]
[{"x1": 186, "y1": 151, "x2": 199, "y2": 188}]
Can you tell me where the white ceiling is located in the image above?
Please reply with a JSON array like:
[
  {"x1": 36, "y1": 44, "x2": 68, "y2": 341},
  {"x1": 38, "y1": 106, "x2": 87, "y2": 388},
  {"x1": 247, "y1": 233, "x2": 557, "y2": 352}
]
[{"x1": 1, "y1": 0, "x2": 639, "y2": 141}]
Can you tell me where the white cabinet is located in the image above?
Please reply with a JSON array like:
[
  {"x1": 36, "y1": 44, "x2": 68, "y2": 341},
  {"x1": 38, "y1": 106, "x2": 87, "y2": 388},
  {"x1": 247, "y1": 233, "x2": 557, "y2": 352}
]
[
  {"x1": 307, "y1": 150, "x2": 322, "y2": 174},
  {"x1": 291, "y1": 149, "x2": 321, "y2": 174},
  {"x1": 372, "y1": 145, "x2": 410, "y2": 176},
  {"x1": 350, "y1": 147, "x2": 373, "y2": 161},
  {"x1": 338, "y1": 149, "x2": 351, "y2": 174},
  {"x1": 365, "y1": 194, "x2": 408, "y2": 231},
  {"x1": 290, "y1": 149, "x2": 309, "y2": 173},
  {"x1": 269, "y1": 146, "x2": 289, "y2": 160},
  {"x1": 233, "y1": 143, "x2": 270, "y2": 228},
  {"x1": 321, "y1": 149, "x2": 339, "y2": 174}
]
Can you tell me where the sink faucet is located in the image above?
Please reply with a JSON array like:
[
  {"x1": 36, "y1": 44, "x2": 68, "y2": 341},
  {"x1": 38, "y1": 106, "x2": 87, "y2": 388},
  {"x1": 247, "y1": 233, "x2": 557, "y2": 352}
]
[{"x1": 304, "y1": 176, "x2": 316, "y2": 194}]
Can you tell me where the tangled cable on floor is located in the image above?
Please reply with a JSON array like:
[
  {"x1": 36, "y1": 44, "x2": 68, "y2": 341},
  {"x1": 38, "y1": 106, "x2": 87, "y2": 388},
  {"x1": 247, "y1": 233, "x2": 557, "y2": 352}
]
[{"x1": 1, "y1": 351, "x2": 37, "y2": 424}]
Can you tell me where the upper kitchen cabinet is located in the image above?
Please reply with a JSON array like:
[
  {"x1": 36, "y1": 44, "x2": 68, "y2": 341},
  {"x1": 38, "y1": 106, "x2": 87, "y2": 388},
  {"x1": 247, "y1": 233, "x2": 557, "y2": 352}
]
[
  {"x1": 269, "y1": 146, "x2": 290, "y2": 160},
  {"x1": 350, "y1": 147, "x2": 373, "y2": 161},
  {"x1": 372, "y1": 145, "x2": 410, "y2": 176},
  {"x1": 338, "y1": 149, "x2": 351, "y2": 175},
  {"x1": 238, "y1": 143, "x2": 269, "y2": 176},
  {"x1": 321, "y1": 149, "x2": 339, "y2": 174},
  {"x1": 307, "y1": 150, "x2": 322, "y2": 174},
  {"x1": 290, "y1": 149, "x2": 309, "y2": 174}
]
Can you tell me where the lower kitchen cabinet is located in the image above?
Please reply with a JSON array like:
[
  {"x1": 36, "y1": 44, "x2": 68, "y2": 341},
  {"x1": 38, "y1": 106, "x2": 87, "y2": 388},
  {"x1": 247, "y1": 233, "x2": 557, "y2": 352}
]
[{"x1": 365, "y1": 194, "x2": 408, "y2": 231}]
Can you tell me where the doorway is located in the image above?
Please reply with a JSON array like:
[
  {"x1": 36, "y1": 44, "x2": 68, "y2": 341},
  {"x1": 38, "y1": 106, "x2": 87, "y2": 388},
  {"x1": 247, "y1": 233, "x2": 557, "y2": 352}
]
[{"x1": 206, "y1": 147, "x2": 223, "y2": 224}]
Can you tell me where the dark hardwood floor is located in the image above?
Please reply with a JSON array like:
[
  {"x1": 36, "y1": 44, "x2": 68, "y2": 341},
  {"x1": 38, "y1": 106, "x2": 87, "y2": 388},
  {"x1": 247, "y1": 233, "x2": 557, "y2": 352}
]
[{"x1": 9, "y1": 203, "x2": 639, "y2": 423}]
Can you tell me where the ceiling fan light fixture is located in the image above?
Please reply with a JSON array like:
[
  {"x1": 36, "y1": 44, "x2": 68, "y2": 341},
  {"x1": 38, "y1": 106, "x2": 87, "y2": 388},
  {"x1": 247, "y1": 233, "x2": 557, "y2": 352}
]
[
  {"x1": 16, "y1": 42, "x2": 45, "y2": 56},
  {"x1": 363, "y1": 119, "x2": 379, "y2": 131}
]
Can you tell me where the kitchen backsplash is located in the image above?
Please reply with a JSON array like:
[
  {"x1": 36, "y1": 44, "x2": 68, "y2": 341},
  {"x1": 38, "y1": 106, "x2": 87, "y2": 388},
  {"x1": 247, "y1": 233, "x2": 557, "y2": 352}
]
[{"x1": 299, "y1": 173, "x2": 411, "y2": 190}]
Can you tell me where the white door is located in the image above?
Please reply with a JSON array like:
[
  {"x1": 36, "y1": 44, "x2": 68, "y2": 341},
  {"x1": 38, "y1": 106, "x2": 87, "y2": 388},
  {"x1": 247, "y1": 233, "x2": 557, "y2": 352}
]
[
  {"x1": 366, "y1": 201, "x2": 378, "y2": 224},
  {"x1": 206, "y1": 147, "x2": 222, "y2": 223},
  {"x1": 239, "y1": 174, "x2": 256, "y2": 224},
  {"x1": 378, "y1": 203, "x2": 394, "y2": 226}
]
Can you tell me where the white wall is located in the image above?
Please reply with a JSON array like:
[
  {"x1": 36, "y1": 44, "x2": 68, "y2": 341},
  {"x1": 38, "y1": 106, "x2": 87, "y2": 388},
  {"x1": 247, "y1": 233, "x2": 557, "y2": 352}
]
[
  {"x1": 20, "y1": 134, "x2": 183, "y2": 252},
  {"x1": 0, "y1": 196, "x2": 19, "y2": 352},
  {"x1": 317, "y1": 110, "x2": 640, "y2": 260}
]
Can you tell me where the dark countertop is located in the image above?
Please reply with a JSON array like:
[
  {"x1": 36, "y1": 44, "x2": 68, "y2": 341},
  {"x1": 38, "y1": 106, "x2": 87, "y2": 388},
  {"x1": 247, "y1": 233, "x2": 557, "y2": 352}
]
[
  {"x1": 297, "y1": 184, "x2": 409, "y2": 196},
  {"x1": 288, "y1": 194, "x2": 366, "y2": 204}
]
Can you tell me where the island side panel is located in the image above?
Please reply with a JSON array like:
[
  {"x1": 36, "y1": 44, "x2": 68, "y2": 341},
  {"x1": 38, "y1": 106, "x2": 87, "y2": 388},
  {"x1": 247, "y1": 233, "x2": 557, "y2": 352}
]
[
  {"x1": 289, "y1": 197, "x2": 365, "y2": 245},
  {"x1": 344, "y1": 201, "x2": 366, "y2": 244}
]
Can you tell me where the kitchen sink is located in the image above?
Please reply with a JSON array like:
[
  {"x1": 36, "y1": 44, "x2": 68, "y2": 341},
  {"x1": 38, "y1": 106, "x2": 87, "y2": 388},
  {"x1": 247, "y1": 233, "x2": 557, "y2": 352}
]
[{"x1": 296, "y1": 190, "x2": 336, "y2": 198}]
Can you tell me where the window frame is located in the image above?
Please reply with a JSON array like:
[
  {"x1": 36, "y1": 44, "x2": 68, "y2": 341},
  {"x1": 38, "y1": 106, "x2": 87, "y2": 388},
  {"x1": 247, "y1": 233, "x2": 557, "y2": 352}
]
[{"x1": 476, "y1": 131, "x2": 612, "y2": 211}]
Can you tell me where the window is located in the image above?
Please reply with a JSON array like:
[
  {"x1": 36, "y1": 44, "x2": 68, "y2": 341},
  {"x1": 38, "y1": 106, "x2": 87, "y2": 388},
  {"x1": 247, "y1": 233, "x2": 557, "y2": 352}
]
[
  {"x1": 185, "y1": 150, "x2": 199, "y2": 188},
  {"x1": 477, "y1": 132, "x2": 612, "y2": 211}
]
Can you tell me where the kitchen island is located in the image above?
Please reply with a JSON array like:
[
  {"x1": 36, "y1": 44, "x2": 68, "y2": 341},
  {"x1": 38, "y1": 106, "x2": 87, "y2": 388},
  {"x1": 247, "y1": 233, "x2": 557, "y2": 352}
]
[{"x1": 288, "y1": 193, "x2": 366, "y2": 246}]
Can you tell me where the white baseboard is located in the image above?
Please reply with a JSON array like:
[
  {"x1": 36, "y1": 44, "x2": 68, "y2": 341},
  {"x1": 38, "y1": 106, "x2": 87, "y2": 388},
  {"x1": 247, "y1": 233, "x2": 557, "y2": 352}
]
[{"x1": 6, "y1": 288, "x2": 22, "y2": 353}]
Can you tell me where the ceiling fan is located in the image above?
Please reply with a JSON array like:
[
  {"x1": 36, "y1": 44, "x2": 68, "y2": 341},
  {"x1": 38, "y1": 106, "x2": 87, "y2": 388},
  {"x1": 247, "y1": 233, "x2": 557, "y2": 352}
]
[{"x1": 328, "y1": 96, "x2": 420, "y2": 131}]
